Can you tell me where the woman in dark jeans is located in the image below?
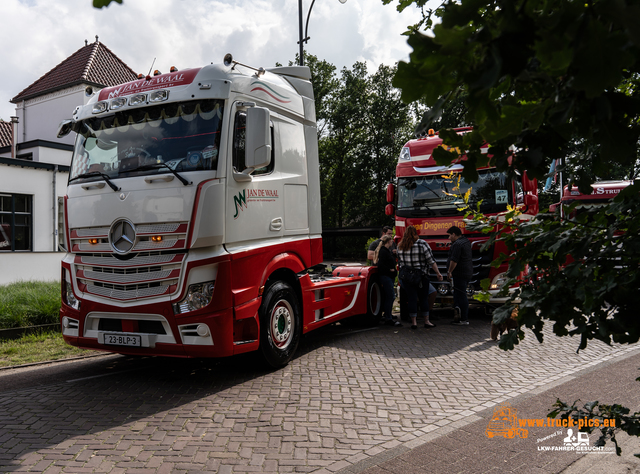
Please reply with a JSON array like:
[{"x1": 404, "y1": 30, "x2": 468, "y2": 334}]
[
  {"x1": 374, "y1": 235, "x2": 402, "y2": 327},
  {"x1": 397, "y1": 226, "x2": 443, "y2": 329}
]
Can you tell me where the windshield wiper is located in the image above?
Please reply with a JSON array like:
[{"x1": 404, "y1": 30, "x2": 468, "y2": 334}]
[
  {"x1": 123, "y1": 163, "x2": 192, "y2": 186},
  {"x1": 69, "y1": 172, "x2": 120, "y2": 192}
]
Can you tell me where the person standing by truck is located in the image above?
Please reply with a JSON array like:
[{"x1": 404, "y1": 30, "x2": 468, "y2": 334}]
[
  {"x1": 397, "y1": 226, "x2": 443, "y2": 329},
  {"x1": 367, "y1": 226, "x2": 395, "y2": 262},
  {"x1": 374, "y1": 235, "x2": 401, "y2": 327},
  {"x1": 446, "y1": 226, "x2": 473, "y2": 325}
]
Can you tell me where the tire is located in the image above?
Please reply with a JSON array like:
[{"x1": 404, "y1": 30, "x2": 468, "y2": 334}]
[
  {"x1": 259, "y1": 281, "x2": 302, "y2": 369},
  {"x1": 367, "y1": 276, "x2": 382, "y2": 319}
]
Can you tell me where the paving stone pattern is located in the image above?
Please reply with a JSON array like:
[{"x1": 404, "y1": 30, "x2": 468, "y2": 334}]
[{"x1": 0, "y1": 317, "x2": 637, "y2": 473}]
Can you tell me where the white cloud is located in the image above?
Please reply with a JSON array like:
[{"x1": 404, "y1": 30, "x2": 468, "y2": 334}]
[{"x1": 0, "y1": 0, "x2": 420, "y2": 120}]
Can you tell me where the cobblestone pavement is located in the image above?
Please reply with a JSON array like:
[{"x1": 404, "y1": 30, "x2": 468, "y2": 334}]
[{"x1": 0, "y1": 313, "x2": 638, "y2": 473}]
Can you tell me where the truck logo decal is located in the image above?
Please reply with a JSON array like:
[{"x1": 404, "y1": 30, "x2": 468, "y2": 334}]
[
  {"x1": 250, "y1": 82, "x2": 291, "y2": 103},
  {"x1": 109, "y1": 219, "x2": 136, "y2": 254},
  {"x1": 233, "y1": 190, "x2": 248, "y2": 219},
  {"x1": 233, "y1": 188, "x2": 280, "y2": 219},
  {"x1": 99, "y1": 68, "x2": 200, "y2": 101}
]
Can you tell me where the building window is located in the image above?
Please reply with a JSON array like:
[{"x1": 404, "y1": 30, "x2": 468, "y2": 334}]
[{"x1": 0, "y1": 193, "x2": 33, "y2": 251}]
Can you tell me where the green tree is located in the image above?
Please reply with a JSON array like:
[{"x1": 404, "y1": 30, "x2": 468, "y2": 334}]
[{"x1": 315, "y1": 60, "x2": 415, "y2": 228}]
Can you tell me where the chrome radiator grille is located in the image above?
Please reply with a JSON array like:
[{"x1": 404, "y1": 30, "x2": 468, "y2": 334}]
[{"x1": 74, "y1": 252, "x2": 185, "y2": 301}]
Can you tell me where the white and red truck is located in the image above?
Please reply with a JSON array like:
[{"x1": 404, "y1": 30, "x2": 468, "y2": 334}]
[
  {"x1": 57, "y1": 55, "x2": 381, "y2": 368},
  {"x1": 549, "y1": 180, "x2": 632, "y2": 216},
  {"x1": 385, "y1": 128, "x2": 539, "y2": 305}
]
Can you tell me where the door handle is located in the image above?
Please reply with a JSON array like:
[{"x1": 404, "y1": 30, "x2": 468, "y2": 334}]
[{"x1": 270, "y1": 217, "x2": 283, "y2": 231}]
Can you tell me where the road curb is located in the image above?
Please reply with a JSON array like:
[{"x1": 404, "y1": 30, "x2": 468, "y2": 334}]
[{"x1": 0, "y1": 352, "x2": 115, "y2": 372}]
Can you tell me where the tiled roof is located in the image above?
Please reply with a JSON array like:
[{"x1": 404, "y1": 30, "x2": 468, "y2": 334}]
[
  {"x1": 12, "y1": 39, "x2": 138, "y2": 103},
  {"x1": 0, "y1": 121, "x2": 11, "y2": 148}
]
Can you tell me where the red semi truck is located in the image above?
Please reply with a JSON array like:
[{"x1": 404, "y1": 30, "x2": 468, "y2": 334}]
[
  {"x1": 385, "y1": 128, "x2": 539, "y2": 305},
  {"x1": 57, "y1": 55, "x2": 381, "y2": 368}
]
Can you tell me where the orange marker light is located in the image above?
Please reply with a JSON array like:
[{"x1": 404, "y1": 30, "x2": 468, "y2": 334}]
[
  {"x1": 151, "y1": 236, "x2": 163, "y2": 242},
  {"x1": 88, "y1": 238, "x2": 98, "y2": 245}
]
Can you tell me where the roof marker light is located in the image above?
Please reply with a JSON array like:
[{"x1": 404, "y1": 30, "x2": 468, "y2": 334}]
[
  {"x1": 153, "y1": 70, "x2": 162, "y2": 76},
  {"x1": 170, "y1": 66, "x2": 178, "y2": 72}
]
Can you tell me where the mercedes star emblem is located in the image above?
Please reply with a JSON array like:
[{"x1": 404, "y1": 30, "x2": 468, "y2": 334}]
[{"x1": 109, "y1": 219, "x2": 136, "y2": 254}]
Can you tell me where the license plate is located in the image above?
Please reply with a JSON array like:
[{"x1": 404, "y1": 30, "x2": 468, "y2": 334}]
[{"x1": 103, "y1": 333, "x2": 142, "y2": 347}]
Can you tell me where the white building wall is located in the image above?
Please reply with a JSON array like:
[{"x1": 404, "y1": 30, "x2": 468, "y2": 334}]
[
  {"x1": 0, "y1": 164, "x2": 69, "y2": 284},
  {"x1": 0, "y1": 253, "x2": 62, "y2": 285},
  {"x1": 0, "y1": 84, "x2": 99, "y2": 285},
  {"x1": 13, "y1": 86, "x2": 88, "y2": 149}
]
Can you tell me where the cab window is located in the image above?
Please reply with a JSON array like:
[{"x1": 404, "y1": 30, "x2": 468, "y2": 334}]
[{"x1": 232, "y1": 110, "x2": 275, "y2": 176}]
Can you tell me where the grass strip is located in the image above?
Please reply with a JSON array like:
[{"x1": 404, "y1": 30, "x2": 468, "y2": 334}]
[
  {"x1": 0, "y1": 281, "x2": 61, "y2": 329},
  {"x1": 0, "y1": 331, "x2": 101, "y2": 368}
]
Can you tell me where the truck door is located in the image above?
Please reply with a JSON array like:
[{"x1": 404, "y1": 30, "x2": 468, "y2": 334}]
[{"x1": 225, "y1": 102, "x2": 284, "y2": 247}]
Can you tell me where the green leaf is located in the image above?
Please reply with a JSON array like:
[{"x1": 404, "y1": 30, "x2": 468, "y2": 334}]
[{"x1": 93, "y1": 0, "x2": 122, "y2": 7}]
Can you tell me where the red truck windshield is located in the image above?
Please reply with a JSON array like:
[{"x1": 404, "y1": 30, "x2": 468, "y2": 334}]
[
  {"x1": 69, "y1": 99, "x2": 224, "y2": 183},
  {"x1": 397, "y1": 169, "x2": 516, "y2": 217}
]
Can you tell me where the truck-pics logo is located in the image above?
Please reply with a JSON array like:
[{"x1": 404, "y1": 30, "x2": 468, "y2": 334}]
[
  {"x1": 233, "y1": 188, "x2": 280, "y2": 219},
  {"x1": 486, "y1": 404, "x2": 528, "y2": 439}
]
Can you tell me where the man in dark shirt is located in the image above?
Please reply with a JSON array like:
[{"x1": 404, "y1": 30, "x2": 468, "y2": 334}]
[
  {"x1": 446, "y1": 226, "x2": 473, "y2": 325},
  {"x1": 367, "y1": 226, "x2": 396, "y2": 262}
]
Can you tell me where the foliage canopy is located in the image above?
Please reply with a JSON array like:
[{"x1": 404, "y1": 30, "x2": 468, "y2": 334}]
[{"x1": 388, "y1": 0, "x2": 640, "y2": 189}]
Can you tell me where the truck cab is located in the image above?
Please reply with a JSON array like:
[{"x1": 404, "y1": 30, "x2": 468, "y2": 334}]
[{"x1": 58, "y1": 56, "x2": 379, "y2": 368}]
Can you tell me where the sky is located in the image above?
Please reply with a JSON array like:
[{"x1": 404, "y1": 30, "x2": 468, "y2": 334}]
[{"x1": 0, "y1": 0, "x2": 424, "y2": 121}]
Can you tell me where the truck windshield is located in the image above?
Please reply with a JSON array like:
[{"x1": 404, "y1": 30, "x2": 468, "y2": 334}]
[
  {"x1": 397, "y1": 169, "x2": 513, "y2": 217},
  {"x1": 69, "y1": 99, "x2": 224, "y2": 183}
]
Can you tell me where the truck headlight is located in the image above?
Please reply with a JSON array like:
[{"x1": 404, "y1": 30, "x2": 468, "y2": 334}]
[
  {"x1": 173, "y1": 281, "x2": 215, "y2": 315},
  {"x1": 490, "y1": 273, "x2": 508, "y2": 290},
  {"x1": 399, "y1": 147, "x2": 411, "y2": 161},
  {"x1": 62, "y1": 269, "x2": 80, "y2": 310}
]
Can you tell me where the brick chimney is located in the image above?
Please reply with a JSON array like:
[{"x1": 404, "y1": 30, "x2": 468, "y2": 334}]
[{"x1": 10, "y1": 116, "x2": 18, "y2": 159}]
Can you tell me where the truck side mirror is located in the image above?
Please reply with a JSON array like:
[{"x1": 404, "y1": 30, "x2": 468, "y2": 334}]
[
  {"x1": 386, "y1": 183, "x2": 395, "y2": 203},
  {"x1": 57, "y1": 119, "x2": 74, "y2": 138},
  {"x1": 245, "y1": 107, "x2": 271, "y2": 170},
  {"x1": 385, "y1": 204, "x2": 395, "y2": 216},
  {"x1": 522, "y1": 171, "x2": 537, "y2": 194},
  {"x1": 524, "y1": 194, "x2": 538, "y2": 214}
]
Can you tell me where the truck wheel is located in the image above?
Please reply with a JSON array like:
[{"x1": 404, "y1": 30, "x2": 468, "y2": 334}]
[
  {"x1": 259, "y1": 281, "x2": 302, "y2": 369},
  {"x1": 367, "y1": 276, "x2": 382, "y2": 319}
]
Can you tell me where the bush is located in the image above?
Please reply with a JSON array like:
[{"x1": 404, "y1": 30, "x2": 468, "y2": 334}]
[{"x1": 0, "y1": 281, "x2": 61, "y2": 329}]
